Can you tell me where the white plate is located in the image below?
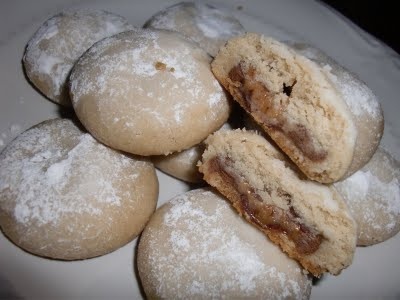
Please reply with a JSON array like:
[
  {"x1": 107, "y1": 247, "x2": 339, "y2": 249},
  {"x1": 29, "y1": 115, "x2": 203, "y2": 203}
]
[{"x1": 1, "y1": 1, "x2": 399, "y2": 299}]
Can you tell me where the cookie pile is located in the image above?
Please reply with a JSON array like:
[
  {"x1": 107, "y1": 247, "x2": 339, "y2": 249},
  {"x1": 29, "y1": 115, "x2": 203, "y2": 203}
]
[{"x1": 0, "y1": 2, "x2": 399, "y2": 299}]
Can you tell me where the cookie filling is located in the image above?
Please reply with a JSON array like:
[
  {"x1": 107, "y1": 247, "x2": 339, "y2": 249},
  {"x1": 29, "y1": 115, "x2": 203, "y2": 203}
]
[
  {"x1": 206, "y1": 155, "x2": 323, "y2": 255},
  {"x1": 228, "y1": 63, "x2": 327, "y2": 161}
]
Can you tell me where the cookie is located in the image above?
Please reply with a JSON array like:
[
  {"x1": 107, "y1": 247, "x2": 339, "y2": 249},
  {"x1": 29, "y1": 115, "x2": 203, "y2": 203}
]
[
  {"x1": 198, "y1": 129, "x2": 357, "y2": 276},
  {"x1": 290, "y1": 42, "x2": 384, "y2": 178},
  {"x1": 334, "y1": 146, "x2": 400, "y2": 246},
  {"x1": 137, "y1": 188, "x2": 312, "y2": 299},
  {"x1": 211, "y1": 33, "x2": 357, "y2": 183},
  {"x1": 152, "y1": 144, "x2": 204, "y2": 183},
  {"x1": 144, "y1": 2, "x2": 245, "y2": 57},
  {"x1": 152, "y1": 122, "x2": 233, "y2": 183},
  {"x1": 69, "y1": 29, "x2": 230, "y2": 156},
  {"x1": 23, "y1": 9, "x2": 134, "y2": 106},
  {"x1": 0, "y1": 118, "x2": 158, "y2": 260}
]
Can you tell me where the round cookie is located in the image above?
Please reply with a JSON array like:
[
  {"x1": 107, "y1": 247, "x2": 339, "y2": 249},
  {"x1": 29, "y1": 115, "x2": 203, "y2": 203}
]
[
  {"x1": 211, "y1": 33, "x2": 358, "y2": 183},
  {"x1": 70, "y1": 28, "x2": 230, "y2": 156},
  {"x1": 23, "y1": 9, "x2": 135, "y2": 106},
  {"x1": 152, "y1": 122, "x2": 233, "y2": 183},
  {"x1": 0, "y1": 118, "x2": 158, "y2": 260},
  {"x1": 334, "y1": 146, "x2": 400, "y2": 246},
  {"x1": 144, "y1": 2, "x2": 246, "y2": 57},
  {"x1": 289, "y1": 42, "x2": 384, "y2": 178},
  {"x1": 138, "y1": 188, "x2": 312, "y2": 299},
  {"x1": 199, "y1": 129, "x2": 357, "y2": 276}
]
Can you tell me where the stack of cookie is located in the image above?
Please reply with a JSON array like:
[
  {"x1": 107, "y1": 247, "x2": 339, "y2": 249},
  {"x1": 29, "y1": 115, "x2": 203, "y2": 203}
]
[{"x1": 0, "y1": 2, "x2": 398, "y2": 299}]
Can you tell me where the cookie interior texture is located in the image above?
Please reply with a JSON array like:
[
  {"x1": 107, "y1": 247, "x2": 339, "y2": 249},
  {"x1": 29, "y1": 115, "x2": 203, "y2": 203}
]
[
  {"x1": 138, "y1": 188, "x2": 312, "y2": 299},
  {"x1": 211, "y1": 33, "x2": 357, "y2": 183},
  {"x1": 290, "y1": 42, "x2": 384, "y2": 178},
  {"x1": 199, "y1": 129, "x2": 356, "y2": 276}
]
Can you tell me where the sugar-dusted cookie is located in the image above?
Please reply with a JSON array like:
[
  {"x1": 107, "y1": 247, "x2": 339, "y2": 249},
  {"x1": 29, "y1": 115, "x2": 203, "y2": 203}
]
[
  {"x1": 23, "y1": 9, "x2": 135, "y2": 106},
  {"x1": 138, "y1": 188, "x2": 312, "y2": 299},
  {"x1": 199, "y1": 129, "x2": 357, "y2": 276},
  {"x1": 334, "y1": 146, "x2": 400, "y2": 246},
  {"x1": 212, "y1": 33, "x2": 358, "y2": 183},
  {"x1": 0, "y1": 118, "x2": 158, "y2": 260},
  {"x1": 144, "y1": 2, "x2": 245, "y2": 57},
  {"x1": 70, "y1": 29, "x2": 230, "y2": 156}
]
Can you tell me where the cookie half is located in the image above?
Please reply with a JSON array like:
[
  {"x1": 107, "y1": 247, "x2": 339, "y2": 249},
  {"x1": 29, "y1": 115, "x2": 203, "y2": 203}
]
[
  {"x1": 198, "y1": 129, "x2": 357, "y2": 276},
  {"x1": 211, "y1": 33, "x2": 357, "y2": 183},
  {"x1": 290, "y1": 43, "x2": 384, "y2": 177}
]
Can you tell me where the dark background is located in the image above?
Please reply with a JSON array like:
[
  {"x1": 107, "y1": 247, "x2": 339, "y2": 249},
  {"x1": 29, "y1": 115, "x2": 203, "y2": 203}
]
[{"x1": 320, "y1": 1, "x2": 399, "y2": 54}]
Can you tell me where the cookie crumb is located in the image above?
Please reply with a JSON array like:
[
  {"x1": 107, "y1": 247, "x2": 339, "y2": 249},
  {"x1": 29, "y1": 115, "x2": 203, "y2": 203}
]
[{"x1": 155, "y1": 61, "x2": 167, "y2": 71}]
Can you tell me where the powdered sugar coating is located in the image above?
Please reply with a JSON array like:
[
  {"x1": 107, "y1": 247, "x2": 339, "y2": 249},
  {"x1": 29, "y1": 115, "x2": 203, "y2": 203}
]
[
  {"x1": 0, "y1": 118, "x2": 158, "y2": 259},
  {"x1": 334, "y1": 147, "x2": 400, "y2": 245},
  {"x1": 70, "y1": 29, "x2": 230, "y2": 156},
  {"x1": 138, "y1": 188, "x2": 311, "y2": 299},
  {"x1": 144, "y1": 2, "x2": 246, "y2": 56},
  {"x1": 290, "y1": 43, "x2": 381, "y2": 118},
  {"x1": 0, "y1": 118, "x2": 148, "y2": 225},
  {"x1": 71, "y1": 30, "x2": 203, "y2": 103},
  {"x1": 23, "y1": 9, "x2": 134, "y2": 106}
]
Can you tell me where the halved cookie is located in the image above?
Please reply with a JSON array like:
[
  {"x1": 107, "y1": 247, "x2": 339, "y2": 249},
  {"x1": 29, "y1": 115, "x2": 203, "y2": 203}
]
[
  {"x1": 198, "y1": 129, "x2": 357, "y2": 276},
  {"x1": 211, "y1": 33, "x2": 357, "y2": 183},
  {"x1": 289, "y1": 42, "x2": 384, "y2": 178}
]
